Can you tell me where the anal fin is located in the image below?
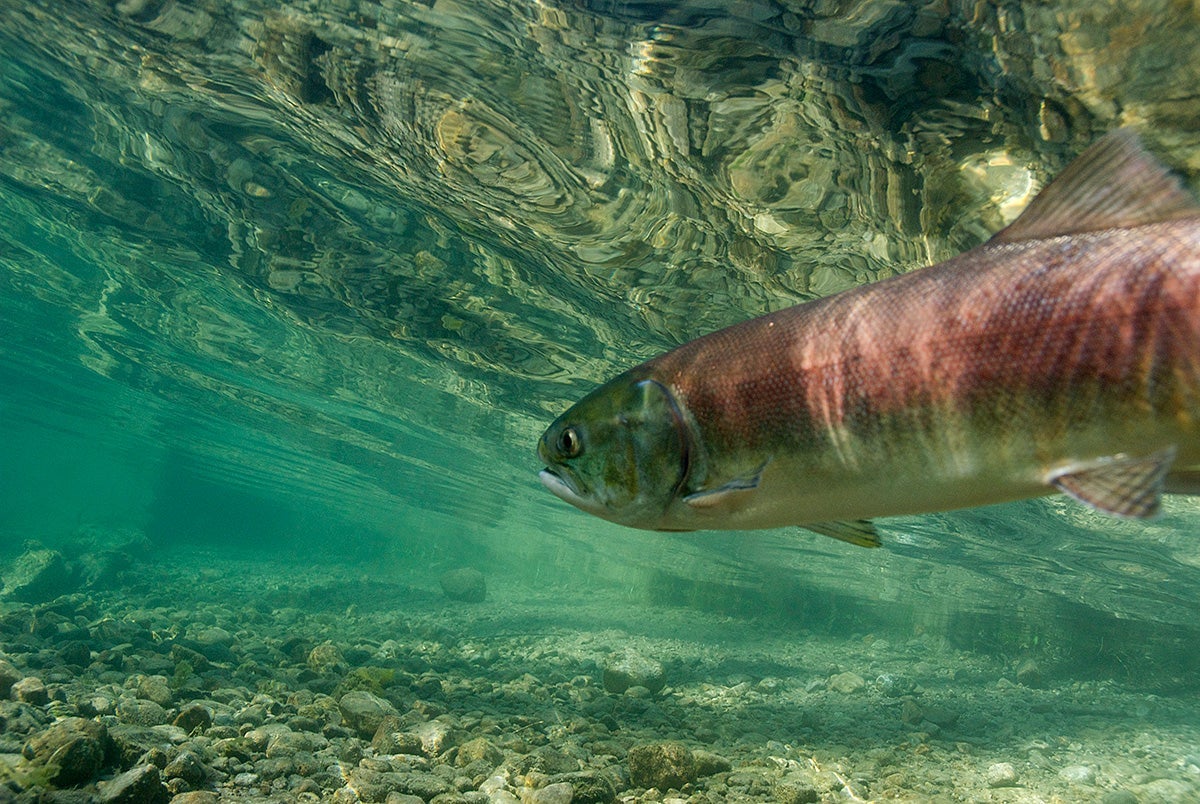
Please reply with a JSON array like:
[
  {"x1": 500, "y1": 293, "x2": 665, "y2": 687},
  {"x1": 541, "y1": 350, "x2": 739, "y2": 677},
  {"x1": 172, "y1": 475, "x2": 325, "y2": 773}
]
[
  {"x1": 803, "y1": 520, "x2": 881, "y2": 548},
  {"x1": 1048, "y1": 446, "x2": 1177, "y2": 519}
]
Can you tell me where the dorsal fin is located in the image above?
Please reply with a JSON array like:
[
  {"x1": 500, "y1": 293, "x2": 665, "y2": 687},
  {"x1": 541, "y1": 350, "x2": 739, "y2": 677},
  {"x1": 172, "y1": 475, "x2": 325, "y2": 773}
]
[{"x1": 991, "y1": 129, "x2": 1200, "y2": 244}]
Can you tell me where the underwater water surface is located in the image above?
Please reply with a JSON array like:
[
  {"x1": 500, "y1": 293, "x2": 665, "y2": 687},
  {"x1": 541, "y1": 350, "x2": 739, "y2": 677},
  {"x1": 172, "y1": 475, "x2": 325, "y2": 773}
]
[{"x1": 3, "y1": 1, "x2": 1200, "y2": 801}]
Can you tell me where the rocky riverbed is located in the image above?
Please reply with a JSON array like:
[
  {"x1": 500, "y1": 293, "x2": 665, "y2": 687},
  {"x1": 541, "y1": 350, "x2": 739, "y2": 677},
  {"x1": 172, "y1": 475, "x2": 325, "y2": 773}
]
[{"x1": 1, "y1": 545, "x2": 1198, "y2": 803}]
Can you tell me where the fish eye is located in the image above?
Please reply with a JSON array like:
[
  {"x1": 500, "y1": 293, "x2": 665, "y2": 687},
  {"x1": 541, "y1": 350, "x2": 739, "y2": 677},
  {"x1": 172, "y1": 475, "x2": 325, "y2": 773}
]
[{"x1": 557, "y1": 426, "x2": 582, "y2": 458}]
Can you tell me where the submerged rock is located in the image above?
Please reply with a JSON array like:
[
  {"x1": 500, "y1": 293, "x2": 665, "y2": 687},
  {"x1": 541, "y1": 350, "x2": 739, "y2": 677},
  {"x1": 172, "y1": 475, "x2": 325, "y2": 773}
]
[
  {"x1": 338, "y1": 690, "x2": 399, "y2": 739},
  {"x1": 439, "y1": 568, "x2": 487, "y2": 603},
  {"x1": 1, "y1": 549, "x2": 77, "y2": 603},
  {"x1": 98, "y1": 763, "x2": 168, "y2": 803},
  {"x1": 22, "y1": 716, "x2": 114, "y2": 786},
  {"x1": 986, "y1": 762, "x2": 1019, "y2": 788},
  {"x1": 602, "y1": 650, "x2": 665, "y2": 695},
  {"x1": 627, "y1": 741, "x2": 696, "y2": 790}
]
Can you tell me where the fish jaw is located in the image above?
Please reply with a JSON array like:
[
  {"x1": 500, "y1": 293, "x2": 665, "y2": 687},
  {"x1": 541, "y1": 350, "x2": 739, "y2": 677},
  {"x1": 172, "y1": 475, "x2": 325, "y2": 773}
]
[{"x1": 538, "y1": 467, "x2": 593, "y2": 511}]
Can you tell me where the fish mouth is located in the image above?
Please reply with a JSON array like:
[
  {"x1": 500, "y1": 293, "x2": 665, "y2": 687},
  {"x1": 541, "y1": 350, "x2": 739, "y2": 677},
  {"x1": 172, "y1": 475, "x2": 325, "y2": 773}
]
[{"x1": 539, "y1": 467, "x2": 604, "y2": 515}]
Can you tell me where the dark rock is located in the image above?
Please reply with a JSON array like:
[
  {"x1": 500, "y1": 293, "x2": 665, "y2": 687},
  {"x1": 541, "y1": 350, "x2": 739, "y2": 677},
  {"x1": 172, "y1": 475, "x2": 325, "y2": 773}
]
[
  {"x1": 12, "y1": 676, "x2": 48, "y2": 705},
  {"x1": 98, "y1": 763, "x2": 168, "y2": 803},
  {"x1": 22, "y1": 716, "x2": 114, "y2": 786},
  {"x1": 171, "y1": 704, "x2": 212, "y2": 734},
  {"x1": 627, "y1": 742, "x2": 696, "y2": 790},
  {"x1": 0, "y1": 658, "x2": 21, "y2": 697},
  {"x1": 1016, "y1": 659, "x2": 1043, "y2": 687},
  {"x1": 602, "y1": 650, "x2": 665, "y2": 695},
  {"x1": 163, "y1": 750, "x2": 207, "y2": 787},
  {"x1": 2, "y1": 549, "x2": 77, "y2": 603},
  {"x1": 692, "y1": 750, "x2": 732, "y2": 777},
  {"x1": 557, "y1": 771, "x2": 616, "y2": 804},
  {"x1": 438, "y1": 568, "x2": 486, "y2": 603},
  {"x1": 58, "y1": 641, "x2": 92, "y2": 667},
  {"x1": 338, "y1": 690, "x2": 399, "y2": 739}
]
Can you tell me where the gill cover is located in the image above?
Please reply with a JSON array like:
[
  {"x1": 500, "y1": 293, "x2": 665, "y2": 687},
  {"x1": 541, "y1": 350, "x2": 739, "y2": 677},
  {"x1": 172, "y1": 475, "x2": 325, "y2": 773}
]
[{"x1": 538, "y1": 376, "x2": 690, "y2": 528}]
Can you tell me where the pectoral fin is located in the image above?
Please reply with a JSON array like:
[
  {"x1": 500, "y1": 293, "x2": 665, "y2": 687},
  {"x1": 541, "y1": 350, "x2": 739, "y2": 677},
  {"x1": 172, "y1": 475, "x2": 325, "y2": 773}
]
[
  {"x1": 1048, "y1": 446, "x2": 1177, "y2": 519},
  {"x1": 683, "y1": 463, "x2": 766, "y2": 512},
  {"x1": 803, "y1": 520, "x2": 881, "y2": 548}
]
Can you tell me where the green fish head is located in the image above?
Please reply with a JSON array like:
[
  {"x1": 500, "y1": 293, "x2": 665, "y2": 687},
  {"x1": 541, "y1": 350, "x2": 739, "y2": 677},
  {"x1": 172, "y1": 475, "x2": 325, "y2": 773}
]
[{"x1": 538, "y1": 375, "x2": 690, "y2": 529}]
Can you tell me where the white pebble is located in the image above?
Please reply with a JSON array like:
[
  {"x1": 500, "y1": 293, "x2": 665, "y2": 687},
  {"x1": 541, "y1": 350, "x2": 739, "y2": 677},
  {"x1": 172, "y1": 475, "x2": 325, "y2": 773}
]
[{"x1": 986, "y1": 762, "x2": 1019, "y2": 788}]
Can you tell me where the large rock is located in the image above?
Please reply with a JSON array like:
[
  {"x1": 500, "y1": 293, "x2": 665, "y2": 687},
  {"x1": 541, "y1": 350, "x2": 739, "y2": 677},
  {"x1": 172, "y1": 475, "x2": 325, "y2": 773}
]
[
  {"x1": 2, "y1": 549, "x2": 77, "y2": 603},
  {"x1": 337, "y1": 690, "x2": 399, "y2": 739},
  {"x1": 438, "y1": 568, "x2": 486, "y2": 602},
  {"x1": 627, "y1": 742, "x2": 696, "y2": 790},
  {"x1": 99, "y1": 763, "x2": 169, "y2": 803},
  {"x1": 22, "y1": 716, "x2": 114, "y2": 786},
  {"x1": 602, "y1": 649, "x2": 665, "y2": 694}
]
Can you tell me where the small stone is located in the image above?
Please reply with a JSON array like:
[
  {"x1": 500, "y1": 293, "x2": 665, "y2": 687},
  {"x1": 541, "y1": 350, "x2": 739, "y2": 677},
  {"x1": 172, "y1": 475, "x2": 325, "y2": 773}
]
[
  {"x1": 116, "y1": 698, "x2": 170, "y2": 726},
  {"x1": 172, "y1": 703, "x2": 213, "y2": 734},
  {"x1": 99, "y1": 763, "x2": 168, "y2": 803},
  {"x1": 529, "y1": 782, "x2": 574, "y2": 804},
  {"x1": 307, "y1": 642, "x2": 346, "y2": 674},
  {"x1": 11, "y1": 675, "x2": 48, "y2": 705},
  {"x1": 456, "y1": 736, "x2": 503, "y2": 767},
  {"x1": 628, "y1": 742, "x2": 696, "y2": 790},
  {"x1": 986, "y1": 762, "x2": 1019, "y2": 788},
  {"x1": 557, "y1": 772, "x2": 616, "y2": 804},
  {"x1": 372, "y1": 715, "x2": 425, "y2": 755},
  {"x1": 163, "y1": 750, "x2": 208, "y2": 787},
  {"x1": 136, "y1": 676, "x2": 173, "y2": 707},
  {"x1": 602, "y1": 650, "x2": 665, "y2": 695},
  {"x1": 412, "y1": 719, "x2": 457, "y2": 756},
  {"x1": 692, "y1": 750, "x2": 732, "y2": 777},
  {"x1": 827, "y1": 672, "x2": 866, "y2": 694},
  {"x1": 1015, "y1": 659, "x2": 1043, "y2": 687},
  {"x1": 439, "y1": 568, "x2": 487, "y2": 602},
  {"x1": 169, "y1": 793, "x2": 219, "y2": 804},
  {"x1": 58, "y1": 640, "x2": 93, "y2": 667},
  {"x1": 922, "y1": 704, "x2": 959, "y2": 728},
  {"x1": 1059, "y1": 764, "x2": 1096, "y2": 784},
  {"x1": 900, "y1": 699, "x2": 923, "y2": 724},
  {"x1": 338, "y1": 690, "x2": 399, "y2": 738}
]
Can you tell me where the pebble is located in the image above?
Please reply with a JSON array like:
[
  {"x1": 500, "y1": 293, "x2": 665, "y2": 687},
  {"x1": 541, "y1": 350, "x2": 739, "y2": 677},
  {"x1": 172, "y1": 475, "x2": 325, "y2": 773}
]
[
  {"x1": 986, "y1": 762, "x2": 1019, "y2": 788},
  {"x1": 827, "y1": 672, "x2": 866, "y2": 694},
  {"x1": 1059, "y1": 764, "x2": 1096, "y2": 784}
]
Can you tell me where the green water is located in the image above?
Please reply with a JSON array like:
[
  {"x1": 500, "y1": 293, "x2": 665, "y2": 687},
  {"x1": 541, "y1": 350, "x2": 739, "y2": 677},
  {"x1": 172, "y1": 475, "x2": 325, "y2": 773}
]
[{"x1": 3, "y1": 0, "x2": 1200, "y2": 778}]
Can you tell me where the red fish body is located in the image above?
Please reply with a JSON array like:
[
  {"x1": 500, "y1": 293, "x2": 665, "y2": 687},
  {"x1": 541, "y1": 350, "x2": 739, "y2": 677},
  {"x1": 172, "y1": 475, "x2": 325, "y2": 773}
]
[{"x1": 538, "y1": 131, "x2": 1200, "y2": 545}]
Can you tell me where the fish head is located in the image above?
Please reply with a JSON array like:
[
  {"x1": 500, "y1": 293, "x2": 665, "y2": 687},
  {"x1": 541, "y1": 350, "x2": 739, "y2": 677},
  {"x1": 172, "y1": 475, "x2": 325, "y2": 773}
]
[{"x1": 538, "y1": 374, "x2": 690, "y2": 529}]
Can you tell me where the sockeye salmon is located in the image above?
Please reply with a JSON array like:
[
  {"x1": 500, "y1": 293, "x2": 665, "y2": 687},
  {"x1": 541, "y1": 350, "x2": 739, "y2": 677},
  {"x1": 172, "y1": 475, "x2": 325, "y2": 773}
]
[{"x1": 537, "y1": 130, "x2": 1200, "y2": 547}]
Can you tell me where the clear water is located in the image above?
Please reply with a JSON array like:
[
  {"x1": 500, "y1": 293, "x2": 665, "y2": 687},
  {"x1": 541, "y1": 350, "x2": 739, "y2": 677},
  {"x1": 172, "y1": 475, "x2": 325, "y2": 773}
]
[{"x1": 2, "y1": 0, "x2": 1200, "y2": 793}]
